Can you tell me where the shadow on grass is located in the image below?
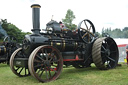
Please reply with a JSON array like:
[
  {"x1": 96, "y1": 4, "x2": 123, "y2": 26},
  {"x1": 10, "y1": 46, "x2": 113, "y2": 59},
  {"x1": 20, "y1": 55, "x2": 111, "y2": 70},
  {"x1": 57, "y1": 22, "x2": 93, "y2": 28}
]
[
  {"x1": 63, "y1": 66, "x2": 99, "y2": 73},
  {"x1": 6, "y1": 65, "x2": 122, "y2": 84},
  {"x1": 0, "y1": 63, "x2": 9, "y2": 67},
  {"x1": 11, "y1": 66, "x2": 100, "y2": 83},
  {"x1": 115, "y1": 63, "x2": 127, "y2": 69}
]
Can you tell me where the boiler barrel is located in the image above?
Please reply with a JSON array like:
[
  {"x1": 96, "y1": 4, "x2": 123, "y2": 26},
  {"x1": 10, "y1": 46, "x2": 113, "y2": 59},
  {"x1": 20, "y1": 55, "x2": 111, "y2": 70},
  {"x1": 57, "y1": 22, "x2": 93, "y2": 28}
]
[{"x1": 50, "y1": 40, "x2": 78, "y2": 51}]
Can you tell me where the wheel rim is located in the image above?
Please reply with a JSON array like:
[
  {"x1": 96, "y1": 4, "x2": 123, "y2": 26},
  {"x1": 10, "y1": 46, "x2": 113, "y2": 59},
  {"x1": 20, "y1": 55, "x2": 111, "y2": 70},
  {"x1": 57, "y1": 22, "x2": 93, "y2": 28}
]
[
  {"x1": 4, "y1": 35, "x2": 17, "y2": 43},
  {"x1": 78, "y1": 19, "x2": 95, "y2": 43},
  {"x1": 28, "y1": 45, "x2": 63, "y2": 83},
  {"x1": 10, "y1": 48, "x2": 30, "y2": 77},
  {"x1": 92, "y1": 37, "x2": 119, "y2": 70},
  {"x1": 3, "y1": 35, "x2": 20, "y2": 48}
]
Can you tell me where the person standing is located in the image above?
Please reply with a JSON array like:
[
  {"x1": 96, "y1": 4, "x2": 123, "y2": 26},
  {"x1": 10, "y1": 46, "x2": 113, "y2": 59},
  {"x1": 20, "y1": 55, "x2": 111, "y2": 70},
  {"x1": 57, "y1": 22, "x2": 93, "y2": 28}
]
[{"x1": 126, "y1": 45, "x2": 128, "y2": 65}]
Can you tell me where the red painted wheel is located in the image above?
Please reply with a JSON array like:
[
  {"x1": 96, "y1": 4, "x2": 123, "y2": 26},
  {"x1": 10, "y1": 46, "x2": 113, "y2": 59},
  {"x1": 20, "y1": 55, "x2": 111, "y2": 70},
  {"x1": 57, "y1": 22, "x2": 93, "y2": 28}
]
[{"x1": 28, "y1": 45, "x2": 63, "y2": 83}]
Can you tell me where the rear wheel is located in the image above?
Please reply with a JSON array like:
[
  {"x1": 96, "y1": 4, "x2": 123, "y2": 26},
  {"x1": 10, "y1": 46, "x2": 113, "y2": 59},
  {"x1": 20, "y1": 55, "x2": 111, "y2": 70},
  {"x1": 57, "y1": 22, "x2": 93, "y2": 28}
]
[{"x1": 92, "y1": 37, "x2": 119, "y2": 70}]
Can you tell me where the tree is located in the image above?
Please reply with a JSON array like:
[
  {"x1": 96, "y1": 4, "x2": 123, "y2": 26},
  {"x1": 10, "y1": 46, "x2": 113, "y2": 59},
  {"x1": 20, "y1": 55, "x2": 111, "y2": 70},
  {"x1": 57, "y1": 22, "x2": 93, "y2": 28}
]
[
  {"x1": 1, "y1": 19, "x2": 31, "y2": 43},
  {"x1": 62, "y1": 9, "x2": 77, "y2": 30},
  {"x1": 122, "y1": 27, "x2": 128, "y2": 38},
  {"x1": 123, "y1": 27, "x2": 128, "y2": 31},
  {"x1": 95, "y1": 32, "x2": 102, "y2": 37},
  {"x1": 101, "y1": 27, "x2": 128, "y2": 38},
  {"x1": 111, "y1": 28, "x2": 122, "y2": 38}
]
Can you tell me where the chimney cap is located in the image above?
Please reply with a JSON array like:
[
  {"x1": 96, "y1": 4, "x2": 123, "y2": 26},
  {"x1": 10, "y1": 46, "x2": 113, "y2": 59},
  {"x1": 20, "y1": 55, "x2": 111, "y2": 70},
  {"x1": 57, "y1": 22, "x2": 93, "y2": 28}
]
[{"x1": 31, "y1": 4, "x2": 41, "y2": 8}]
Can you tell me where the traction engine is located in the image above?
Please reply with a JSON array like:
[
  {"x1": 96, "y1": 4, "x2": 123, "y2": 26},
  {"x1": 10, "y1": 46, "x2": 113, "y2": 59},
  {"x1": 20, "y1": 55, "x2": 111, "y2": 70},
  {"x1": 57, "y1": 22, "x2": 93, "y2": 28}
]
[
  {"x1": 0, "y1": 36, "x2": 19, "y2": 64},
  {"x1": 10, "y1": 4, "x2": 119, "y2": 83}
]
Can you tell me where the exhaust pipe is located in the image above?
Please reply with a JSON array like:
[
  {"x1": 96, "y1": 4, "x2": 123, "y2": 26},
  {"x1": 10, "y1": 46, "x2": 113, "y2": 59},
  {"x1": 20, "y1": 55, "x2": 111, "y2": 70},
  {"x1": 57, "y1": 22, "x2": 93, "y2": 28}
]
[{"x1": 31, "y1": 4, "x2": 41, "y2": 34}]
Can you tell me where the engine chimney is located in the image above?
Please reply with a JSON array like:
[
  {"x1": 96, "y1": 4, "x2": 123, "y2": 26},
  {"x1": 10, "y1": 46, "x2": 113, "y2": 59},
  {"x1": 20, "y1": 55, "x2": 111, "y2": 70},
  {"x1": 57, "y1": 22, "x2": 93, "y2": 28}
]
[{"x1": 31, "y1": 4, "x2": 41, "y2": 34}]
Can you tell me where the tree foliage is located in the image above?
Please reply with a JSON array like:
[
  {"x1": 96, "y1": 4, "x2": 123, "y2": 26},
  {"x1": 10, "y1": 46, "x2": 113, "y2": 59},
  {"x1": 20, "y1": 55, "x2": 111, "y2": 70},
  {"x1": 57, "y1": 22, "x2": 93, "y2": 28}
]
[
  {"x1": 62, "y1": 9, "x2": 77, "y2": 30},
  {"x1": 102, "y1": 27, "x2": 128, "y2": 38},
  {"x1": 0, "y1": 19, "x2": 31, "y2": 43}
]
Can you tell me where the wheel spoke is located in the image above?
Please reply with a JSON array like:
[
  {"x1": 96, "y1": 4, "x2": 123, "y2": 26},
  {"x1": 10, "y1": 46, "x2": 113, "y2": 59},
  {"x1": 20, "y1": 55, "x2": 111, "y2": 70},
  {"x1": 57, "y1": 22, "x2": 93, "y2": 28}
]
[
  {"x1": 84, "y1": 20, "x2": 88, "y2": 30},
  {"x1": 49, "y1": 56, "x2": 53, "y2": 61},
  {"x1": 101, "y1": 51, "x2": 105, "y2": 54},
  {"x1": 34, "y1": 59, "x2": 42, "y2": 63},
  {"x1": 51, "y1": 59, "x2": 59, "y2": 63},
  {"x1": 37, "y1": 68, "x2": 42, "y2": 74},
  {"x1": 102, "y1": 45, "x2": 107, "y2": 51},
  {"x1": 48, "y1": 49, "x2": 55, "y2": 60},
  {"x1": 39, "y1": 70, "x2": 44, "y2": 77},
  {"x1": 49, "y1": 70, "x2": 52, "y2": 77},
  {"x1": 25, "y1": 68, "x2": 26, "y2": 75},
  {"x1": 88, "y1": 34, "x2": 90, "y2": 42},
  {"x1": 107, "y1": 56, "x2": 115, "y2": 62},
  {"x1": 50, "y1": 67, "x2": 57, "y2": 73},
  {"x1": 51, "y1": 64, "x2": 57, "y2": 67},
  {"x1": 15, "y1": 67, "x2": 20, "y2": 71},
  {"x1": 106, "y1": 60, "x2": 111, "y2": 68},
  {"x1": 45, "y1": 69, "x2": 49, "y2": 79},
  {"x1": 106, "y1": 61, "x2": 111, "y2": 68},
  {"x1": 108, "y1": 64, "x2": 111, "y2": 68},
  {"x1": 44, "y1": 49, "x2": 49, "y2": 61},
  {"x1": 50, "y1": 49, "x2": 55, "y2": 56},
  {"x1": 36, "y1": 54, "x2": 45, "y2": 61},
  {"x1": 82, "y1": 32, "x2": 88, "y2": 39},
  {"x1": 19, "y1": 67, "x2": 23, "y2": 74},
  {"x1": 89, "y1": 25, "x2": 92, "y2": 31}
]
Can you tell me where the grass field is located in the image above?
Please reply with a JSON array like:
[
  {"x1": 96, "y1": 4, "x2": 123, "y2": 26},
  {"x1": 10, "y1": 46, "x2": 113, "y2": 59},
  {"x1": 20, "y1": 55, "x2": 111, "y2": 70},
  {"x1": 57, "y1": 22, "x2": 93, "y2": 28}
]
[{"x1": 0, "y1": 63, "x2": 128, "y2": 85}]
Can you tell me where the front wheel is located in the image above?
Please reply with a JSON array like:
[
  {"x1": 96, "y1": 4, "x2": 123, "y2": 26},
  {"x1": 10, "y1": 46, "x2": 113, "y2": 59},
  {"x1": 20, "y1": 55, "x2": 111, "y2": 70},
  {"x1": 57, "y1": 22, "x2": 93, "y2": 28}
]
[
  {"x1": 10, "y1": 48, "x2": 30, "y2": 77},
  {"x1": 28, "y1": 45, "x2": 63, "y2": 83}
]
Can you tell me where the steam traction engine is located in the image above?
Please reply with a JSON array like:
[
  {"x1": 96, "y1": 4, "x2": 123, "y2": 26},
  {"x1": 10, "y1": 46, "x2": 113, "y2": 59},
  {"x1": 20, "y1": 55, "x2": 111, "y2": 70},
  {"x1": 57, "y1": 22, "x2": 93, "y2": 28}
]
[
  {"x1": 10, "y1": 4, "x2": 119, "y2": 83},
  {"x1": 0, "y1": 36, "x2": 19, "y2": 64}
]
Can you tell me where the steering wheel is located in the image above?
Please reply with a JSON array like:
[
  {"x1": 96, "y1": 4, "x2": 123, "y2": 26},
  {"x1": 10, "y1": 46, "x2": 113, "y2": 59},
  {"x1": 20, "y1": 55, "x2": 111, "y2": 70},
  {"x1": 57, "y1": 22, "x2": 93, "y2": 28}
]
[{"x1": 78, "y1": 19, "x2": 96, "y2": 43}]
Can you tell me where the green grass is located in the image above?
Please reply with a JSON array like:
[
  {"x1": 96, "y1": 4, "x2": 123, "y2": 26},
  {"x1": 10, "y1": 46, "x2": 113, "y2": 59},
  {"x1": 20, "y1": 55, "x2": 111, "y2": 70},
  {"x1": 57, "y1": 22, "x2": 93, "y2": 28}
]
[{"x1": 0, "y1": 63, "x2": 128, "y2": 85}]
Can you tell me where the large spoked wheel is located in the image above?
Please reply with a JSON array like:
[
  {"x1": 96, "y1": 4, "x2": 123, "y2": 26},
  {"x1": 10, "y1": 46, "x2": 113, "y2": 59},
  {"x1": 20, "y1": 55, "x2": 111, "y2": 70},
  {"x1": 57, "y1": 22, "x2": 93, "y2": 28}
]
[
  {"x1": 28, "y1": 45, "x2": 63, "y2": 83},
  {"x1": 10, "y1": 48, "x2": 30, "y2": 77},
  {"x1": 92, "y1": 37, "x2": 119, "y2": 70},
  {"x1": 78, "y1": 19, "x2": 95, "y2": 43}
]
